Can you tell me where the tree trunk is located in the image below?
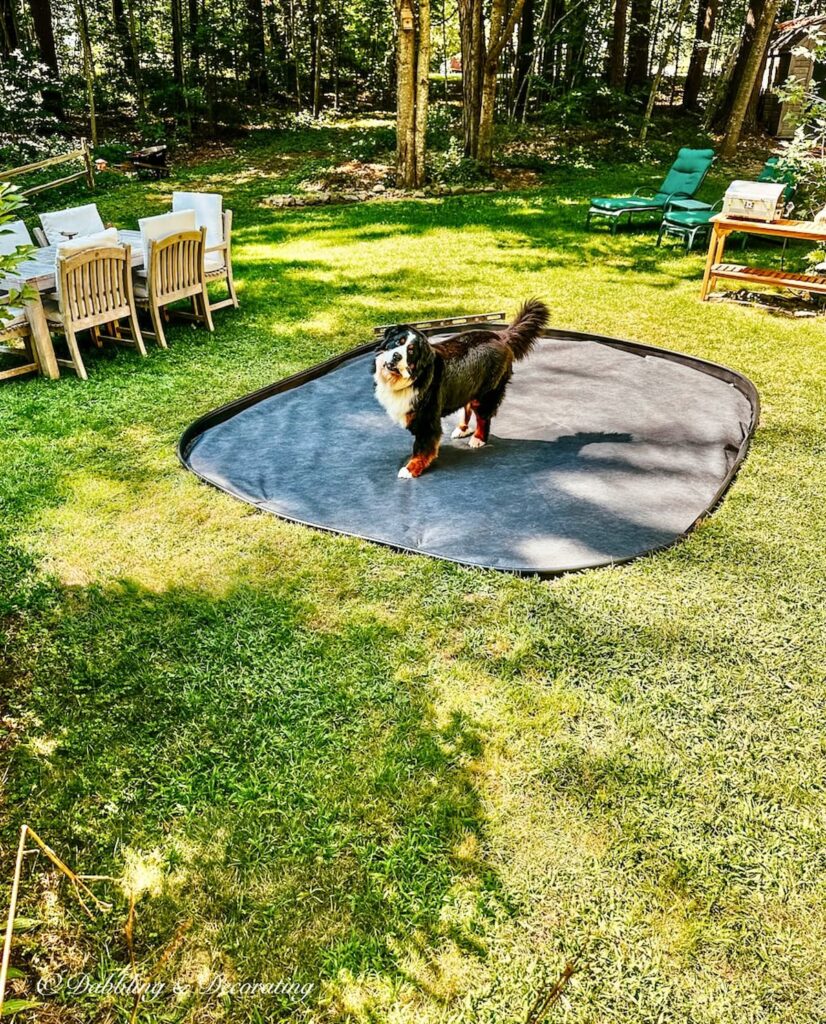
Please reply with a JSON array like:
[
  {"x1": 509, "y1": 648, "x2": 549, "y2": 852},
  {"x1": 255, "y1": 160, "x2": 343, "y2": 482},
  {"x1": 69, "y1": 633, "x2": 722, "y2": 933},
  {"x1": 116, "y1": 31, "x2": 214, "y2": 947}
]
[
  {"x1": 396, "y1": 0, "x2": 429, "y2": 188},
  {"x1": 712, "y1": 0, "x2": 764, "y2": 129},
  {"x1": 414, "y1": 0, "x2": 430, "y2": 184},
  {"x1": 721, "y1": 0, "x2": 781, "y2": 159},
  {"x1": 513, "y1": 0, "x2": 534, "y2": 119},
  {"x1": 564, "y1": 2, "x2": 587, "y2": 90},
  {"x1": 625, "y1": 0, "x2": 651, "y2": 91},
  {"x1": 477, "y1": 0, "x2": 528, "y2": 165},
  {"x1": 459, "y1": 0, "x2": 484, "y2": 157},
  {"x1": 188, "y1": 0, "x2": 199, "y2": 84},
  {"x1": 312, "y1": 0, "x2": 323, "y2": 116},
  {"x1": 111, "y1": 0, "x2": 132, "y2": 80},
  {"x1": 682, "y1": 0, "x2": 717, "y2": 111},
  {"x1": 607, "y1": 0, "x2": 627, "y2": 88},
  {"x1": 246, "y1": 0, "x2": 267, "y2": 98},
  {"x1": 125, "y1": 0, "x2": 145, "y2": 116},
  {"x1": 639, "y1": 0, "x2": 691, "y2": 143},
  {"x1": 171, "y1": 0, "x2": 184, "y2": 86},
  {"x1": 27, "y1": 0, "x2": 63, "y2": 116},
  {"x1": 0, "y1": 0, "x2": 18, "y2": 54},
  {"x1": 74, "y1": 0, "x2": 97, "y2": 145}
]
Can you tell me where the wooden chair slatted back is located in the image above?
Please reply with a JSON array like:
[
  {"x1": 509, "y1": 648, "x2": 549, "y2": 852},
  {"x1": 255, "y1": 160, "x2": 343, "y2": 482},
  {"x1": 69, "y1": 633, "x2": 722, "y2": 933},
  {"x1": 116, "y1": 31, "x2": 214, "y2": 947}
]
[
  {"x1": 59, "y1": 245, "x2": 132, "y2": 328},
  {"x1": 148, "y1": 227, "x2": 207, "y2": 304}
]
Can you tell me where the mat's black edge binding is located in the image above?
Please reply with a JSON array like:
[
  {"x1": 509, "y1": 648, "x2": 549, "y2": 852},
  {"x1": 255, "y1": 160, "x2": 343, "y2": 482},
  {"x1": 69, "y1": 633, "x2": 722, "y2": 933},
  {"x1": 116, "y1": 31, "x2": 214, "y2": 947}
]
[{"x1": 178, "y1": 318, "x2": 760, "y2": 578}]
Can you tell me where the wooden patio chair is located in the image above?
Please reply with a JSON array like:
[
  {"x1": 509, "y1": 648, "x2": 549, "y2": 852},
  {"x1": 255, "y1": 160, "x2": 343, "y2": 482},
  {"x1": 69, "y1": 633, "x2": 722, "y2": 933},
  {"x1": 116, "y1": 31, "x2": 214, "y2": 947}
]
[
  {"x1": 0, "y1": 307, "x2": 39, "y2": 381},
  {"x1": 43, "y1": 244, "x2": 146, "y2": 380},
  {"x1": 132, "y1": 226, "x2": 213, "y2": 349},
  {"x1": 172, "y1": 192, "x2": 239, "y2": 311}
]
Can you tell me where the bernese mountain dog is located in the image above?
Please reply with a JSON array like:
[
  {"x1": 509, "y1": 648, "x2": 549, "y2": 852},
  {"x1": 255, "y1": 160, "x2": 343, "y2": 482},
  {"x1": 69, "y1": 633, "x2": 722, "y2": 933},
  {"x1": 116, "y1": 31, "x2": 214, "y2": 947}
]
[{"x1": 373, "y1": 299, "x2": 549, "y2": 478}]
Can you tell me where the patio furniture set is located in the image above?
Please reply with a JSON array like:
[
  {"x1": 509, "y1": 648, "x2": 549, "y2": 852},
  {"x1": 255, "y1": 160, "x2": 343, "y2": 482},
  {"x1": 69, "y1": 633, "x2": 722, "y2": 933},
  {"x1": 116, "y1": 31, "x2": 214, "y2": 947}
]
[
  {"x1": 587, "y1": 148, "x2": 826, "y2": 302},
  {"x1": 0, "y1": 191, "x2": 238, "y2": 382},
  {"x1": 587, "y1": 149, "x2": 796, "y2": 252}
]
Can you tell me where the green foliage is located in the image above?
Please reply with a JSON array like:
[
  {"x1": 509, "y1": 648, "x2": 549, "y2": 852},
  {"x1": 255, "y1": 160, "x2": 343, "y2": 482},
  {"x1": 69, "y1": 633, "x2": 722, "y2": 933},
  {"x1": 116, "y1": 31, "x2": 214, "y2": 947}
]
[
  {"x1": 425, "y1": 100, "x2": 461, "y2": 149},
  {"x1": 0, "y1": 1000, "x2": 40, "y2": 1017},
  {"x1": 0, "y1": 183, "x2": 35, "y2": 327},
  {"x1": 0, "y1": 51, "x2": 62, "y2": 165},
  {"x1": 539, "y1": 82, "x2": 639, "y2": 131},
  {"x1": 774, "y1": 40, "x2": 826, "y2": 219},
  {"x1": 427, "y1": 137, "x2": 489, "y2": 184}
]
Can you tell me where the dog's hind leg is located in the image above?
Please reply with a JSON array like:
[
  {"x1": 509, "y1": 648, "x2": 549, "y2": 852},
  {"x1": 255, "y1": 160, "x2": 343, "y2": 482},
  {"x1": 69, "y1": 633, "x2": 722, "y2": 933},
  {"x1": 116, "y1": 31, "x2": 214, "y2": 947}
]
[
  {"x1": 468, "y1": 384, "x2": 508, "y2": 448},
  {"x1": 451, "y1": 403, "x2": 474, "y2": 439}
]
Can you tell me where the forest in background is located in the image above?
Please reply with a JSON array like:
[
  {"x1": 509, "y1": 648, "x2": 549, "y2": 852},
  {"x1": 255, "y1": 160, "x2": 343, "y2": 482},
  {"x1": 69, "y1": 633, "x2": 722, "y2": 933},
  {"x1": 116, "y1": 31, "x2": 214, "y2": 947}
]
[{"x1": 1, "y1": 0, "x2": 826, "y2": 188}]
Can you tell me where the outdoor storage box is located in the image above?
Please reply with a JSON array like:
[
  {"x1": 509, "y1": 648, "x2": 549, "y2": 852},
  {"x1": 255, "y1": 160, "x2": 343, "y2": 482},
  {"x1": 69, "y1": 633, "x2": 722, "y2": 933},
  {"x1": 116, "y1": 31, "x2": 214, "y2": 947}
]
[{"x1": 722, "y1": 181, "x2": 786, "y2": 222}]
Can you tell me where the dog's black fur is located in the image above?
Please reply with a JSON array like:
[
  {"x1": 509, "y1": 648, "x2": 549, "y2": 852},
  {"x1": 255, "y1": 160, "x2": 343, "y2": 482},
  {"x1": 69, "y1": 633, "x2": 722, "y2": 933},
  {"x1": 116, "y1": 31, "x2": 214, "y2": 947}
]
[{"x1": 373, "y1": 299, "x2": 549, "y2": 477}]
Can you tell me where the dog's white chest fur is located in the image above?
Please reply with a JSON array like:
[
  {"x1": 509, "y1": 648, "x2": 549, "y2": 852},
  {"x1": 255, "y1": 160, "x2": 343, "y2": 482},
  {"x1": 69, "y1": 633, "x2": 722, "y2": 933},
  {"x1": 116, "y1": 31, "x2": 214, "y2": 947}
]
[{"x1": 374, "y1": 371, "x2": 415, "y2": 427}]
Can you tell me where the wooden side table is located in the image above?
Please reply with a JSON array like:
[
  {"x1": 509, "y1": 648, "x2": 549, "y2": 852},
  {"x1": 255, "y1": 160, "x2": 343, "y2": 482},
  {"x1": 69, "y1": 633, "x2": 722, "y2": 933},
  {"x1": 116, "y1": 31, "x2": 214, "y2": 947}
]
[{"x1": 700, "y1": 215, "x2": 826, "y2": 300}]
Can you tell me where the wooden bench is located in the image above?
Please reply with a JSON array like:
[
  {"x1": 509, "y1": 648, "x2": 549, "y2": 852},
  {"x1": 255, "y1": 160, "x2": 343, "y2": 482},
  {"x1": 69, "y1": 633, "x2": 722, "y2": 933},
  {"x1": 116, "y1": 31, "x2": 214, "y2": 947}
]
[{"x1": 0, "y1": 141, "x2": 95, "y2": 199}]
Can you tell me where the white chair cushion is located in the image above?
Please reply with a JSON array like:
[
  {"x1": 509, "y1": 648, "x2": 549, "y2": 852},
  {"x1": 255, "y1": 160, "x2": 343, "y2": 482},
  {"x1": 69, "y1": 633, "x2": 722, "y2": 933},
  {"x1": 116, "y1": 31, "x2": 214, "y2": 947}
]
[
  {"x1": 54, "y1": 228, "x2": 120, "y2": 302},
  {"x1": 138, "y1": 210, "x2": 197, "y2": 266},
  {"x1": 172, "y1": 192, "x2": 223, "y2": 248},
  {"x1": 0, "y1": 219, "x2": 34, "y2": 257},
  {"x1": 39, "y1": 203, "x2": 105, "y2": 246},
  {"x1": 204, "y1": 252, "x2": 226, "y2": 273}
]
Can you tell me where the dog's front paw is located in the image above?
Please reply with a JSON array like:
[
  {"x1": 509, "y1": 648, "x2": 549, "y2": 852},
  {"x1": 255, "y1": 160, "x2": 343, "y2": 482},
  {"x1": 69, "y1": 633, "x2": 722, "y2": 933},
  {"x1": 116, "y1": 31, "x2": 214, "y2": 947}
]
[
  {"x1": 451, "y1": 424, "x2": 473, "y2": 439},
  {"x1": 468, "y1": 436, "x2": 486, "y2": 449},
  {"x1": 398, "y1": 466, "x2": 413, "y2": 479}
]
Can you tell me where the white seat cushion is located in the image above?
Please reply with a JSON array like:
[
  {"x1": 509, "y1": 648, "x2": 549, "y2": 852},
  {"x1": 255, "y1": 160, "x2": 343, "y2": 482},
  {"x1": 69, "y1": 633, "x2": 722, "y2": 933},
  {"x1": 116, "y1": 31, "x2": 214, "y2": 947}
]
[
  {"x1": 39, "y1": 203, "x2": 105, "y2": 246},
  {"x1": 0, "y1": 219, "x2": 34, "y2": 257},
  {"x1": 172, "y1": 191, "x2": 223, "y2": 248},
  {"x1": 138, "y1": 210, "x2": 197, "y2": 266},
  {"x1": 204, "y1": 253, "x2": 227, "y2": 273}
]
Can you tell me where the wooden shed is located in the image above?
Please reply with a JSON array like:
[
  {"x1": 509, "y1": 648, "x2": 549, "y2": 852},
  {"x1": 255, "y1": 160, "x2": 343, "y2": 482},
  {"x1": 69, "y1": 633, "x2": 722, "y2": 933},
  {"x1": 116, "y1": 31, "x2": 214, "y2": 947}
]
[{"x1": 761, "y1": 15, "x2": 826, "y2": 138}]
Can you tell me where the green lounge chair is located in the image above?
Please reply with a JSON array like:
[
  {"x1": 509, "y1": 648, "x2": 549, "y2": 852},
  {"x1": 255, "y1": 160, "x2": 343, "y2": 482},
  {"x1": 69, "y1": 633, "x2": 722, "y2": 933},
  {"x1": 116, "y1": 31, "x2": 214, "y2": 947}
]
[
  {"x1": 587, "y1": 147, "x2": 716, "y2": 234},
  {"x1": 656, "y1": 157, "x2": 796, "y2": 253}
]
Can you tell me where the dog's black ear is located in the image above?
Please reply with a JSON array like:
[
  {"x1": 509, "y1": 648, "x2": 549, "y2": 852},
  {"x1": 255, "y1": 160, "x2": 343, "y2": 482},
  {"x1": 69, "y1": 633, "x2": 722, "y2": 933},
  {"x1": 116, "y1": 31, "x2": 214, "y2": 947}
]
[{"x1": 410, "y1": 331, "x2": 435, "y2": 387}]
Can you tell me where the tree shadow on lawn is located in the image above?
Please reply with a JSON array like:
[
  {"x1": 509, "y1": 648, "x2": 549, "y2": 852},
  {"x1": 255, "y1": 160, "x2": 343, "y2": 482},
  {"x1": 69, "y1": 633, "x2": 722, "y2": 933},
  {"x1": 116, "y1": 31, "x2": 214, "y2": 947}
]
[{"x1": 2, "y1": 558, "x2": 508, "y2": 1019}]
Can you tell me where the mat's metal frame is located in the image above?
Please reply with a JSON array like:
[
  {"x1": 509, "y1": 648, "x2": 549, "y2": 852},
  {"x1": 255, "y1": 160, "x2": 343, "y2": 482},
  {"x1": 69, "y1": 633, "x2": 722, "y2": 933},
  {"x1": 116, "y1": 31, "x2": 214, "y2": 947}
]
[
  {"x1": 373, "y1": 312, "x2": 506, "y2": 336},
  {"x1": 179, "y1": 321, "x2": 760, "y2": 578}
]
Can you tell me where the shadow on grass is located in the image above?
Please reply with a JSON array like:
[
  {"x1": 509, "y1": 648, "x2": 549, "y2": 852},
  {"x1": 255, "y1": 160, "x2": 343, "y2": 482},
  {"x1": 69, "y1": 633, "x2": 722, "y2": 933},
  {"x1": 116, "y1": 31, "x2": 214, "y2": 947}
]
[{"x1": 2, "y1": 550, "x2": 505, "y2": 1019}]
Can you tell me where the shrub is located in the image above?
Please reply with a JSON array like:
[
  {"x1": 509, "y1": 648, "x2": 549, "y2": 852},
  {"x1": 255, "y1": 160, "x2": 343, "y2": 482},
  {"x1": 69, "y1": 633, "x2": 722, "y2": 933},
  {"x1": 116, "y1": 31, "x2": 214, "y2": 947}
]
[{"x1": 427, "y1": 137, "x2": 489, "y2": 185}]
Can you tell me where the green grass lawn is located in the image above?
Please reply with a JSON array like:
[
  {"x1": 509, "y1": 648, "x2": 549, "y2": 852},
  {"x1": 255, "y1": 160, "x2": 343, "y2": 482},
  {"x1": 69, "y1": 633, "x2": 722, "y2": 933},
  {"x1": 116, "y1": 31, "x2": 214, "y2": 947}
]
[{"x1": 1, "y1": 124, "x2": 825, "y2": 1023}]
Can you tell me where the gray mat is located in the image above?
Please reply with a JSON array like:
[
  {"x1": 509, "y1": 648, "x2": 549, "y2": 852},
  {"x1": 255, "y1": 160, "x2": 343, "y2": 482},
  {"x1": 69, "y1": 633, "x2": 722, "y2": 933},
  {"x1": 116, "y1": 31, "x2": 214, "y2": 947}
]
[{"x1": 180, "y1": 328, "x2": 758, "y2": 575}]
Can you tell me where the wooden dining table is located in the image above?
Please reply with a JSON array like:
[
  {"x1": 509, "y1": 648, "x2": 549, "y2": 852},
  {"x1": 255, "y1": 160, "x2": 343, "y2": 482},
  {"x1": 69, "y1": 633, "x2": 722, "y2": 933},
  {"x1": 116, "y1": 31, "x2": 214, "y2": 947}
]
[{"x1": 4, "y1": 229, "x2": 144, "y2": 379}]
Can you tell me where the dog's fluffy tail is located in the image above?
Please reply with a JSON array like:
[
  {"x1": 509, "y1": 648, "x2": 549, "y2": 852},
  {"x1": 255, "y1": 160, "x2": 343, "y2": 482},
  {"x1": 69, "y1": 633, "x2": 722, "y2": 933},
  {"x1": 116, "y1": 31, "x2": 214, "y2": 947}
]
[{"x1": 501, "y1": 298, "x2": 549, "y2": 360}]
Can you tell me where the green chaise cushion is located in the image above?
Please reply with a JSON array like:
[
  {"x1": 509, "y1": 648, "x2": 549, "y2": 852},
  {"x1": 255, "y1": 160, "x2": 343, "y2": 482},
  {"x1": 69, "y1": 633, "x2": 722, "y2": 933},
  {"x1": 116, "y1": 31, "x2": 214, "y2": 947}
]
[
  {"x1": 658, "y1": 147, "x2": 715, "y2": 200},
  {"x1": 663, "y1": 209, "x2": 715, "y2": 228},
  {"x1": 589, "y1": 195, "x2": 666, "y2": 211}
]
